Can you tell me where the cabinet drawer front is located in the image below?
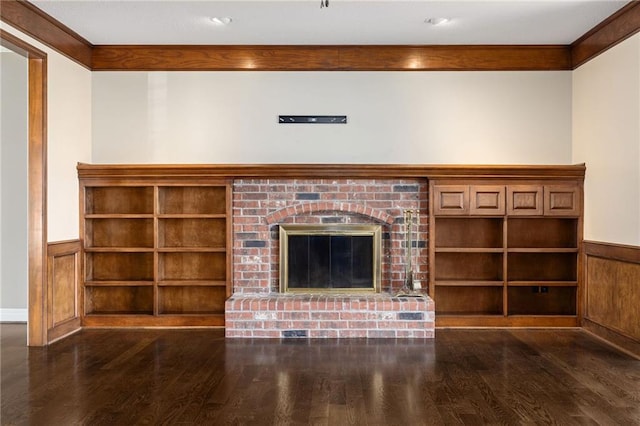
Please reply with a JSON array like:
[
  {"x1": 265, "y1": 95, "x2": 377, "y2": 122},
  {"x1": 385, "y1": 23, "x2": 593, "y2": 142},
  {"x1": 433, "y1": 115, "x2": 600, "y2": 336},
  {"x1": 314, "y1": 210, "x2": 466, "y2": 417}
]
[
  {"x1": 433, "y1": 185, "x2": 469, "y2": 215},
  {"x1": 470, "y1": 186, "x2": 505, "y2": 215},
  {"x1": 507, "y1": 185, "x2": 543, "y2": 215},
  {"x1": 544, "y1": 185, "x2": 579, "y2": 216}
]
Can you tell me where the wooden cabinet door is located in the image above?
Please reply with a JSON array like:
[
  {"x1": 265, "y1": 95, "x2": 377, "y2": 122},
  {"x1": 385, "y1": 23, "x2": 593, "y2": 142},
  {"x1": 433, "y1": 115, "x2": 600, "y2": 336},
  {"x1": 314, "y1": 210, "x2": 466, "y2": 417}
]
[
  {"x1": 507, "y1": 185, "x2": 542, "y2": 216},
  {"x1": 470, "y1": 185, "x2": 505, "y2": 215},
  {"x1": 544, "y1": 185, "x2": 579, "y2": 216},
  {"x1": 433, "y1": 185, "x2": 469, "y2": 215}
]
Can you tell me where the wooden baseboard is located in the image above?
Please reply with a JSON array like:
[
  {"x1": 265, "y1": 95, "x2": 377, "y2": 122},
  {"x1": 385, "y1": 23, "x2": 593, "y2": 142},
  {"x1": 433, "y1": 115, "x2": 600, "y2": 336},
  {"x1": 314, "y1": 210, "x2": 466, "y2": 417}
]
[{"x1": 582, "y1": 318, "x2": 640, "y2": 360}]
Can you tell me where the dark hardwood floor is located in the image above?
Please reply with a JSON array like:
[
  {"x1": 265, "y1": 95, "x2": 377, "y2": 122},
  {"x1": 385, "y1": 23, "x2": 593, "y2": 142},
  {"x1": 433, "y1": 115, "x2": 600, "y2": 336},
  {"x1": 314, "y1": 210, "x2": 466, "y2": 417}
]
[{"x1": 1, "y1": 324, "x2": 639, "y2": 425}]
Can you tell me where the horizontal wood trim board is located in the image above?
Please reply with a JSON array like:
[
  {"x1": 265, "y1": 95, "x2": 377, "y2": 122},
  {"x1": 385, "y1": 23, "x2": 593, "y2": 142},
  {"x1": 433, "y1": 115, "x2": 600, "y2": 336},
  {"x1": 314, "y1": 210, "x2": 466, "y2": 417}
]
[
  {"x1": 77, "y1": 163, "x2": 587, "y2": 180},
  {"x1": 47, "y1": 239, "x2": 82, "y2": 256},
  {"x1": 572, "y1": 1, "x2": 640, "y2": 68},
  {"x1": 0, "y1": 0, "x2": 92, "y2": 69},
  {"x1": 584, "y1": 240, "x2": 640, "y2": 264},
  {"x1": 91, "y1": 45, "x2": 572, "y2": 71}
]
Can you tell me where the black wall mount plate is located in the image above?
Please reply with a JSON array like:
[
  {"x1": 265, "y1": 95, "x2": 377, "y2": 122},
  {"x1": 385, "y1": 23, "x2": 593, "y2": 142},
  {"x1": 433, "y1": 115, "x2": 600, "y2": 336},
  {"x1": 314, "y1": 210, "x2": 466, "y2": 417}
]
[{"x1": 279, "y1": 115, "x2": 347, "y2": 124}]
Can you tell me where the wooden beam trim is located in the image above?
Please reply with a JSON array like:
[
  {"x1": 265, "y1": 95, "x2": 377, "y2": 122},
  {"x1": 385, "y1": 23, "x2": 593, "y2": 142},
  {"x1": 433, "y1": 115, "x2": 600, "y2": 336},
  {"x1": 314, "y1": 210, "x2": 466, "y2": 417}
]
[
  {"x1": 584, "y1": 240, "x2": 640, "y2": 264},
  {"x1": 572, "y1": 2, "x2": 640, "y2": 69},
  {"x1": 2, "y1": 1, "x2": 638, "y2": 71},
  {"x1": 91, "y1": 44, "x2": 571, "y2": 71},
  {"x1": 0, "y1": 0, "x2": 92, "y2": 69},
  {"x1": 76, "y1": 163, "x2": 586, "y2": 180}
]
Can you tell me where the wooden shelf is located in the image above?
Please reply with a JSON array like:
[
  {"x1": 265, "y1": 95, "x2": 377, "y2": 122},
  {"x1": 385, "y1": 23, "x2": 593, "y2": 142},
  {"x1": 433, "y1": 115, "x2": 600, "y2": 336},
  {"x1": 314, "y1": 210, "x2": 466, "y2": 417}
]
[
  {"x1": 507, "y1": 218, "x2": 578, "y2": 248},
  {"x1": 86, "y1": 186, "x2": 154, "y2": 215},
  {"x1": 435, "y1": 217, "x2": 503, "y2": 248},
  {"x1": 158, "y1": 186, "x2": 226, "y2": 215},
  {"x1": 85, "y1": 247, "x2": 155, "y2": 253},
  {"x1": 435, "y1": 281, "x2": 504, "y2": 287},
  {"x1": 435, "y1": 252, "x2": 503, "y2": 281},
  {"x1": 158, "y1": 217, "x2": 226, "y2": 248},
  {"x1": 435, "y1": 248, "x2": 504, "y2": 253},
  {"x1": 157, "y1": 214, "x2": 227, "y2": 219},
  {"x1": 508, "y1": 281, "x2": 578, "y2": 287},
  {"x1": 85, "y1": 214, "x2": 154, "y2": 219},
  {"x1": 435, "y1": 286, "x2": 503, "y2": 316},
  {"x1": 157, "y1": 247, "x2": 226, "y2": 253},
  {"x1": 158, "y1": 280, "x2": 227, "y2": 287},
  {"x1": 85, "y1": 281, "x2": 154, "y2": 287},
  {"x1": 507, "y1": 248, "x2": 578, "y2": 253}
]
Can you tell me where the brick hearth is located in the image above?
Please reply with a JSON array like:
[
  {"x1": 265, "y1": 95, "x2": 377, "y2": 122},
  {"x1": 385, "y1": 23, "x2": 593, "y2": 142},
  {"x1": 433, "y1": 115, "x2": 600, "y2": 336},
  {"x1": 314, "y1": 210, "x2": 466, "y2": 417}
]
[{"x1": 225, "y1": 178, "x2": 435, "y2": 338}]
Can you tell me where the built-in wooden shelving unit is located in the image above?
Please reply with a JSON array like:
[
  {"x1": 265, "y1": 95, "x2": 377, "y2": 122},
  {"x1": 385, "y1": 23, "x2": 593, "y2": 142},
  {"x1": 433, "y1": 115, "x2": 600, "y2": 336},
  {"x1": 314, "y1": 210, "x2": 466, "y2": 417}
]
[
  {"x1": 80, "y1": 173, "x2": 231, "y2": 327},
  {"x1": 429, "y1": 181, "x2": 582, "y2": 327}
]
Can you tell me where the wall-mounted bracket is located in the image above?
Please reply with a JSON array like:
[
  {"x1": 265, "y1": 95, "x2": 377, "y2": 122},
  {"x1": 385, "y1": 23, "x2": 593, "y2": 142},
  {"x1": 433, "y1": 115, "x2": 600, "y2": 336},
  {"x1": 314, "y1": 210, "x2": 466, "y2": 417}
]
[{"x1": 278, "y1": 115, "x2": 347, "y2": 124}]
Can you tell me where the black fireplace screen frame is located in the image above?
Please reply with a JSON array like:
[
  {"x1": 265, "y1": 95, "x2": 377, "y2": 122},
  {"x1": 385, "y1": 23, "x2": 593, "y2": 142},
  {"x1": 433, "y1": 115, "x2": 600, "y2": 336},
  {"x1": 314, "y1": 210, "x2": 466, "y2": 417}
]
[{"x1": 279, "y1": 224, "x2": 382, "y2": 293}]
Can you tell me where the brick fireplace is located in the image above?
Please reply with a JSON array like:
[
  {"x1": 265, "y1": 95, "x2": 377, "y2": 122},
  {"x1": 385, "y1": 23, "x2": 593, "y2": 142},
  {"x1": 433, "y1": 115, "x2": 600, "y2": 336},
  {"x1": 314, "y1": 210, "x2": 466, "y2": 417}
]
[{"x1": 225, "y1": 178, "x2": 435, "y2": 338}]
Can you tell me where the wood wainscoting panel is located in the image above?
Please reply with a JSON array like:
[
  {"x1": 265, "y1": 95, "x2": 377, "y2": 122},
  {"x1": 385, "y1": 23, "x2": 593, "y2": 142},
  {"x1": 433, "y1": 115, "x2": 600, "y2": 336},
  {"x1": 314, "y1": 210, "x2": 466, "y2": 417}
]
[
  {"x1": 47, "y1": 240, "x2": 81, "y2": 342},
  {"x1": 584, "y1": 241, "x2": 640, "y2": 358}
]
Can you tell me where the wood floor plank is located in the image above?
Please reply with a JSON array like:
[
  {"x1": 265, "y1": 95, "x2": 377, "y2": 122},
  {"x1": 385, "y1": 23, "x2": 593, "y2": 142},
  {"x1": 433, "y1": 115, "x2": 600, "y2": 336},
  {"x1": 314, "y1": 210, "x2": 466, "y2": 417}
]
[{"x1": 2, "y1": 325, "x2": 639, "y2": 425}]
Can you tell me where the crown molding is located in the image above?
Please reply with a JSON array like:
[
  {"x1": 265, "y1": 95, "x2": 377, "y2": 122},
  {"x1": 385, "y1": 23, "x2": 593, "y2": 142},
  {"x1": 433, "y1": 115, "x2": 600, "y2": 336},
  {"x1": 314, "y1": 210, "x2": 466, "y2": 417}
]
[
  {"x1": 1, "y1": 0, "x2": 639, "y2": 71},
  {"x1": 572, "y1": 1, "x2": 640, "y2": 68},
  {"x1": 0, "y1": 0, "x2": 92, "y2": 68}
]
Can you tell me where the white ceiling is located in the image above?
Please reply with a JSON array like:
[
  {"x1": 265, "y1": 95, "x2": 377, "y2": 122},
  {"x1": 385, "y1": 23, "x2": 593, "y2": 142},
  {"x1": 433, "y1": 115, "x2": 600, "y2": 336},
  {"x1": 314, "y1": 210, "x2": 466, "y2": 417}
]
[{"x1": 31, "y1": 0, "x2": 630, "y2": 46}]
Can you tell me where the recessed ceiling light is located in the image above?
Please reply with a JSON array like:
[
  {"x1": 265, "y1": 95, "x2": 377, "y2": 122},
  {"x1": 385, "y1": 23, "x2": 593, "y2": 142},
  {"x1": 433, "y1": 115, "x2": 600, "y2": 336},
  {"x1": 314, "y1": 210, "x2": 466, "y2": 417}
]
[
  {"x1": 424, "y1": 17, "x2": 450, "y2": 26},
  {"x1": 210, "y1": 17, "x2": 232, "y2": 26}
]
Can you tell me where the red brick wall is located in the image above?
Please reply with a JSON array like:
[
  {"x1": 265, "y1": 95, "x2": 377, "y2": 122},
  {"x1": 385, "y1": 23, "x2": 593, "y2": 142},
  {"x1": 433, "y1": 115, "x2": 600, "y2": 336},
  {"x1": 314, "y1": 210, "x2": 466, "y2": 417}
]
[{"x1": 232, "y1": 178, "x2": 428, "y2": 295}]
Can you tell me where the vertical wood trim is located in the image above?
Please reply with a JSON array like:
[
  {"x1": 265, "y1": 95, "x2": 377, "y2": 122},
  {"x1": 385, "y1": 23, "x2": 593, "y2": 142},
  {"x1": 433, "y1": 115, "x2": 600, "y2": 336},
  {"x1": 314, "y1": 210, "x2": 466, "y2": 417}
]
[
  {"x1": 153, "y1": 185, "x2": 159, "y2": 316},
  {"x1": 28, "y1": 50, "x2": 47, "y2": 346},
  {"x1": 46, "y1": 240, "x2": 81, "y2": 342},
  {"x1": 1, "y1": 30, "x2": 48, "y2": 346},
  {"x1": 226, "y1": 181, "x2": 233, "y2": 298}
]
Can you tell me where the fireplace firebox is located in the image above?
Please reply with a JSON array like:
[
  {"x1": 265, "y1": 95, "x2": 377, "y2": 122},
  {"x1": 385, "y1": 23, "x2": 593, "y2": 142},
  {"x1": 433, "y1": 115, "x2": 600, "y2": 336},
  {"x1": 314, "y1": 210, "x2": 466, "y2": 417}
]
[{"x1": 279, "y1": 224, "x2": 382, "y2": 293}]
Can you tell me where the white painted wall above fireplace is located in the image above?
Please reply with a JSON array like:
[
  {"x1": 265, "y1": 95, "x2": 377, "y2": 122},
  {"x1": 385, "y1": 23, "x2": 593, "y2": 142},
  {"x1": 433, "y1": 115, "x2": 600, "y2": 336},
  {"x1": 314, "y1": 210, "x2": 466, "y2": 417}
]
[{"x1": 92, "y1": 71, "x2": 571, "y2": 165}]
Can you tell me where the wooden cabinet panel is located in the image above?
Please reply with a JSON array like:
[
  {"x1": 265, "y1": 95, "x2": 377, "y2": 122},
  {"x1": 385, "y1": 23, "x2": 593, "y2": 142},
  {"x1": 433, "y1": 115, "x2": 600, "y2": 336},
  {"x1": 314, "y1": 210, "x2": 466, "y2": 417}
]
[
  {"x1": 470, "y1": 185, "x2": 505, "y2": 215},
  {"x1": 507, "y1": 185, "x2": 542, "y2": 215},
  {"x1": 433, "y1": 185, "x2": 469, "y2": 215},
  {"x1": 544, "y1": 185, "x2": 579, "y2": 216}
]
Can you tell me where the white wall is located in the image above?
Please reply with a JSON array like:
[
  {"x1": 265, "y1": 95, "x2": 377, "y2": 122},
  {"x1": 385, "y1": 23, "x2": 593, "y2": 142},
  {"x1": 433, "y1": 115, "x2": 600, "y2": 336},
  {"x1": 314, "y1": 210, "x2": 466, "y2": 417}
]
[
  {"x1": 0, "y1": 22, "x2": 92, "y2": 243},
  {"x1": 0, "y1": 50, "x2": 28, "y2": 315},
  {"x1": 573, "y1": 34, "x2": 640, "y2": 246},
  {"x1": 92, "y1": 71, "x2": 572, "y2": 165}
]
